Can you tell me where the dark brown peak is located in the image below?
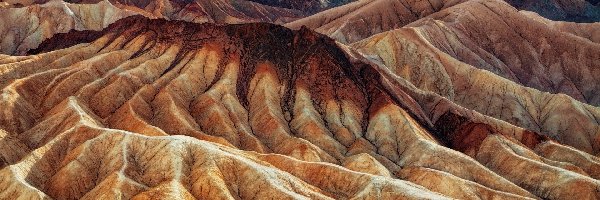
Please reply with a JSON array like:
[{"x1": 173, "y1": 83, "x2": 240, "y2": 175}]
[
  {"x1": 27, "y1": 15, "x2": 419, "y2": 136},
  {"x1": 227, "y1": 21, "x2": 365, "y2": 110},
  {"x1": 294, "y1": 25, "x2": 355, "y2": 74},
  {"x1": 224, "y1": 21, "x2": 371, "y2": 124},
  {"x1": 30, "y1": 15, "x2": 327, "y2": 56},
  {"x1": 226, "y1": 22, "x2": 295, "y2": 41},
  {"x1": 296, "y1": 25, "x2": 319, "y2": 43},
  {"x1": 28, "y1": 15, "x2": 347, "y2": 69},
  {"x1": 30, "y1": 15, "x2": 365, "y2": 113},
  {"x1": 223, "y1": 22, "x2": 338, "y2": 48}
]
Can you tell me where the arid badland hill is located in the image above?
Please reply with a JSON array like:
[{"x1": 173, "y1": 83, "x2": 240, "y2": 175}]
[{"x1": 1, "y1": 0, "x2": 600, "y2": 199}]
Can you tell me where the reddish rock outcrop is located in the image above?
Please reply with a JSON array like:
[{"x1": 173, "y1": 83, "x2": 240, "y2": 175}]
[{"x1": 2, "y1": 16, "x2": 599, "y2": 199}]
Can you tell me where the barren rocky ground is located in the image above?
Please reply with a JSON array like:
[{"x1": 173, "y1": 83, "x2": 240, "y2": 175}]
[{"x1": 1, "y1": 0, "x2": 599, "y2": 199}]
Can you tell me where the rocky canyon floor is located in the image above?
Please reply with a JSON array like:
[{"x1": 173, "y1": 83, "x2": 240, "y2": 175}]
[{"x1": 1, "y1": 0, "x2": 600, "y2": 199}]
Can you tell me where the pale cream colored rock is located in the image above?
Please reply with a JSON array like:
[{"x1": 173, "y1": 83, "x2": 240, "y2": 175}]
[
  {"x1": 398, "y1": 166, "x2": 534, "y2": 200},
  {"x1": 477, "y1": 135, "x2": 600, "y2": 199},
  {"x1": 342, "y1": 153, "x2": 392, "y2": 177}
]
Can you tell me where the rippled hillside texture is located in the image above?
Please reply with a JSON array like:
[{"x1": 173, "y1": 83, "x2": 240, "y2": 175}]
[{"x1": 1, "y1": 0, "x2": 600, "y2": 199}]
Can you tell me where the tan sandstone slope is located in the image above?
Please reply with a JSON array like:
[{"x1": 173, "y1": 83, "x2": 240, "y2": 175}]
[
  {"x1": 1, "y1": 16, "x2": 599, "y2": 199},
  {"x1": 286, "y1": 0, "x2": 468, "y2": 44},
  {"x1": 289, "y1": 0, "x2": 600, "y2": 107},
  {"x1": 351, "y1": 0, "x2": 600, "y2": 155},
  {"x1": 400, "y1": 0, "x2": 600, "y2": 106}
]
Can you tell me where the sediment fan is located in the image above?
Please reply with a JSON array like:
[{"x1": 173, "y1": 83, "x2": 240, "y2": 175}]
[{"x1": 1, "y1": 15, "x2": 600, "y2": 199}]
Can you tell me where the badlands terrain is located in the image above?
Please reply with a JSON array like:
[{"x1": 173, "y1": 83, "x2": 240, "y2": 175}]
[{"x1": 1, "y1": 0, "x2": 600, "y2": 199}]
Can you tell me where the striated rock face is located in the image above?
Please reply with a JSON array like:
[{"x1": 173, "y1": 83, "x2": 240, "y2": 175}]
[
  {"x1": 350, "y1": 0, "x2": 600, "y2": 156},
  {"x1": 290, "y1": 0, "x2": 600, "y2": 107},
  {"x1": 285, "y1": 0, "x2": 468, "y2": 43},
  {"x1": 401, "y1": 0, "x2": 600, "y2": 106},
  {"x1": 0, "y1": 0, "x2": 304, "y2": 55},
  {"x1": 2, "y1": 16, "x2": 600, "y2": 199},
  {"x1": 286, "y1": 0, "x2": 599, "y2": 44},
  {"x1": 520, "y1": 10, "x2": 600, "y2": 43}
]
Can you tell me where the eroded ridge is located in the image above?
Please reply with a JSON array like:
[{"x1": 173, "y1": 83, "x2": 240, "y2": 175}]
[
  {"x1": 0, "y1": 0, "x2": 304, "y2": 55},
  {"x1": 289, "y1": 0, "x2": 600, "y2": 108},
  {"x1": 1, "y1": 16, "x2": 599, "y2": 199}
]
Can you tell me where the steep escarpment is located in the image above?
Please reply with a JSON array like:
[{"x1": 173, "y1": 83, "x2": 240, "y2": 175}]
[{"x1": 2, "y1": 16, "x2": 600, "y2": 199}]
